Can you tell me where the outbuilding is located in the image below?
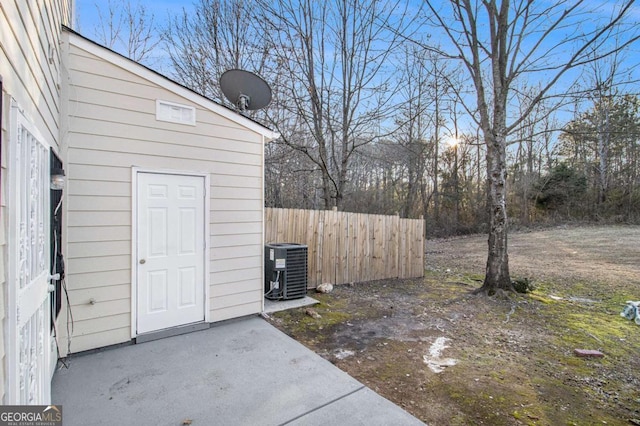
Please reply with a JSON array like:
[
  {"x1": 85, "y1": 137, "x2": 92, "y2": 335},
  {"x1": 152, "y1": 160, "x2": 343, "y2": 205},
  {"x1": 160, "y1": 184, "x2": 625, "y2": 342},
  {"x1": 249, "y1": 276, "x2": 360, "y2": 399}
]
[{"x1": 60, "y1": 29, "x2": 278, "y2": 354}]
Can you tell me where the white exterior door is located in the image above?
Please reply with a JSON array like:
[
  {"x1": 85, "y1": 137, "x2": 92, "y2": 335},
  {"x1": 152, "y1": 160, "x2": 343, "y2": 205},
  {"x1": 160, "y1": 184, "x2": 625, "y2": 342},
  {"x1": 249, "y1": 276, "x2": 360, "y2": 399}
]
[
  {"x1": 7, "y1": 103, "x2": 54, "y2": 404},
  {"x1": 136, "y1": 172, "x2": 206, "y2": 334}
]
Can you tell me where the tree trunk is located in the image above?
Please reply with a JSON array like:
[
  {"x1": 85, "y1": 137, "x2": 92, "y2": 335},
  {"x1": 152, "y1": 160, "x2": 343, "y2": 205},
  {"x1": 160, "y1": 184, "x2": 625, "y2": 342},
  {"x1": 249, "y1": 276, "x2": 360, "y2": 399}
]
[
  {"x1": 433, "y1": 98, "x2": 440, "y2": 226},
  {"x1": 596, "y1": 105, "x2": 610, "y2": 205},
  {"x1": 476, "y1": 133, "x2": 512, "y2": 295},
  {"x1": 320, "y1": 168, "x2": 333, "y2": 210}
]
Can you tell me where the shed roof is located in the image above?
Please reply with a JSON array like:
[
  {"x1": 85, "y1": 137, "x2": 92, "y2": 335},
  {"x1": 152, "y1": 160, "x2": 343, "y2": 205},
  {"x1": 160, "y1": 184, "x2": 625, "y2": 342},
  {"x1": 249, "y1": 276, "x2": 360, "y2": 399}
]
[{"x1": 63, "y1": 26, "x2": 279, "y2": 141}]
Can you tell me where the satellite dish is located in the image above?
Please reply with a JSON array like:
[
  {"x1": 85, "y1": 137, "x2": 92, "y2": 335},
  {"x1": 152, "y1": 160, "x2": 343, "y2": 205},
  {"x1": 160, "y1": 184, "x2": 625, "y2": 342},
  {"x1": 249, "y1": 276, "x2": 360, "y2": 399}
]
[{"x1": 220, "y1": 69, "x2": 272, "y2": 112}]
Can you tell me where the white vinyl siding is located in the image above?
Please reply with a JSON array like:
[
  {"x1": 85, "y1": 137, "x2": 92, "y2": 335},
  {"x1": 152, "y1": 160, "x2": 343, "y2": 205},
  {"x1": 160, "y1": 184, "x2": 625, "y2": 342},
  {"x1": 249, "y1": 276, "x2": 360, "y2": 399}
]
[
  {"x1": 0, "y1": 0, "x2": 72, "y2": 403},
  {"x1": 62, "y1": 32, "x2": 267, "y2": 353},
  {"x1": 0, "y1": 0, "x2": 70, "y2": 147},
  {"x1": 0, "y1": 93, "x2": 7, "y2": 403}
]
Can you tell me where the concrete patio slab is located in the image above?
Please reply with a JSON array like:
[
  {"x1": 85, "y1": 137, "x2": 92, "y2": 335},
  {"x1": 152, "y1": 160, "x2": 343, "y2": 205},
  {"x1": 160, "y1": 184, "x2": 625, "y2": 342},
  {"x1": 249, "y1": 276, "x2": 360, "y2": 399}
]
[{"x1": 52, "y1": 316, "x2": 423, "y2": 426}]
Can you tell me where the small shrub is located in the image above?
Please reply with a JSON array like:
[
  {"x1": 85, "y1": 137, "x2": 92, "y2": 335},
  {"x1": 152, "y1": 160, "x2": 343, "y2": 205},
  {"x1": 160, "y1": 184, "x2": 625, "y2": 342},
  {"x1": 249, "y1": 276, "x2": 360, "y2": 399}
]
[{"x1": 512, "y1": 277, "x2": 534, "y2": 293}]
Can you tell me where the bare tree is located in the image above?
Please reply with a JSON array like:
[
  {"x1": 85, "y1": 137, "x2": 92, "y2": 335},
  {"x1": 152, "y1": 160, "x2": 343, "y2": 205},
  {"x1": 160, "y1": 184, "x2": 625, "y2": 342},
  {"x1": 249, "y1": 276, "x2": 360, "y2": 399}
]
[
  {"x1": 581, "y1": 44, "x2": 632, "y2": 206},
  {"x1": 257, "y1": 0, "x2": 415, "y2": 210},
  {"x1": 559, "y1": 92, "x2": 640, "y2": 220},
  {"x1": 164, "y1": 0, "x2": 270, "y2": 102},
  {"x1": 421, "y1": 0, "x2": 639, "y2": 295},
  {"x1": 509, "y1": 86, "x2": 557, "y2": 225},
  {"x1": 90, "y1": 0, "x2": 160, "y2": 65},
  {"x1": 393, "y1": 46, "x2": 438, "y2": 219}
]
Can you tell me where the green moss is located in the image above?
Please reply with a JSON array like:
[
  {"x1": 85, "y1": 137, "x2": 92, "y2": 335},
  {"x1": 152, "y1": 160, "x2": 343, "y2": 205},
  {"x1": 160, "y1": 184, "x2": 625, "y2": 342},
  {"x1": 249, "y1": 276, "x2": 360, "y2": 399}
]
[
  {"x1": 371, "y1": 360, "x2": 402, "y2": 382},
  {"x1": 274, "y1": 301, "x2": 352, "y2": 333},
  {"x1": 557, "y1": 311, "x2": 635, "y2": 364},
  {"x1": 528, "y1": 292, "x2": 557, "y2": 304},
  {"x1": 423, "y1": 269, "x2": 443, "y2": 278},
  {"x1": 317, "y1": 309, "x2": 351, "y2": 325}
]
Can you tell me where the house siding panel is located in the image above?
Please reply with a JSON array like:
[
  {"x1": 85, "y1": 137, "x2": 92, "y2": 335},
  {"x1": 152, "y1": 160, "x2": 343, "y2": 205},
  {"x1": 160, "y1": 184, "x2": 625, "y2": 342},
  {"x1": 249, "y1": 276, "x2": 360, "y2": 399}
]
[
  {"x1": 212, "y1": 186, "x2": 263, "y2": 200},
  {"x1": 211, "y1": 291, "x2": 263, "y2": 310},
  {"x1": 67, "y1": 195, "x2": 130, "y2": 212},
  {"x1": 210, "y1": 233, "x2": 261, "y2": 248},
  {"x1": 73, "y1": 313, "x2": 130, "y2": 337},
  {"x1": 211, "y1": 267, "x2": 262, "y2": 285},
  {"x1": 62, "y1": 33, "x2": 267, "y2": 354},
  {"x1": 69, "y1": 328, "x2": 131, "y2": 354},
  {"x1": 67, "y1": 226, "x2": 131, "y2": 243},
  {"x1": 71, "y1": 299, "x2": 131, "y2": 323},
  {"x1": 67, "y1": 164, "x2": 131, "y2": 182},
  {"x1": 0, "y1": 219, "x2": 5, "y2": 403},
  {"x1": 0, "y1": 2, "x2": 61, "y2": 145},
  {"x1": 1, "y1": 0, "x2": 72, "y2": 403},
  {"x1": 66, "y1": 270, "x2": 131, "y2": 290},
  {"x1": 68, "y1": 147, "x2": 261, "y2": 177},
  {"x1": 68, "y1": 101, "x2": 260, "y2": 146},
  {"x1": 1, "y1": 84, "x2": 7, "y2": 404},
  {"x1": 211, "y1": 210, "x2": 263, "y2": 224},
  {"x1": 67, "y1": 131, "x2": 262, "y2": 166},
  {"x1": 66, "y1": 255, "x2": 130, "y2": 275},
  {"x1": 67, "y1": 180, "x2": 131, "y2": 197},
  {"x1": 67, "y1": 241, "x2": 131, "y2": 258},
  {"x1": 213, "y1": 280, "x2": 262, "y2": 297},
  {"x1": 211, "y1": 244, "x2": 262, "y2": 260},
  {"x1": 211, "y1": 174, "x2": 262, "y2": 188},
  {"x1": 66, "y1": 211, "x2": 130, "y2": 227},
  {"x1": 211, "y1": 222, "x2": 262, "y2": 236},
  {"x1": 211, "y1": 301, "x2": 262, "y2": 323},
  {"x1": 211, "y1": 256, "x2": 262, "y2": 273},
  {"x1": 70, "y1": 284, "x2": 131, "y2": 304}
]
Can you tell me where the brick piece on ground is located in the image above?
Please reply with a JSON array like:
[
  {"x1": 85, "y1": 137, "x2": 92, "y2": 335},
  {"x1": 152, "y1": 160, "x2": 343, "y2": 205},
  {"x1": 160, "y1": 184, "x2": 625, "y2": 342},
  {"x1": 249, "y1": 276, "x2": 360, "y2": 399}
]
[{"x1": 574, "y1": 349, "x2": 604, "y2": 358}]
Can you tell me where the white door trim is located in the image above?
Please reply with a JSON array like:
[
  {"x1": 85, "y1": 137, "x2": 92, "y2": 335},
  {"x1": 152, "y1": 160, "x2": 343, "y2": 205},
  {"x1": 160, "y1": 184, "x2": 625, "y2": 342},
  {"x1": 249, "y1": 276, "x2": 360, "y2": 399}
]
[{"x1": 131, "y1": 167, "x2": 210, "y2": 338}]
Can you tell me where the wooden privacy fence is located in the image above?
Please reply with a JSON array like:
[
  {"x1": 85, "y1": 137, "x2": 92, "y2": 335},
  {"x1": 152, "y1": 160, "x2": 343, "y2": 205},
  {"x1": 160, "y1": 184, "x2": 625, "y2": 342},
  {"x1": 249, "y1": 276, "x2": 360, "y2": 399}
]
[{"x1": 265, "y1": 208, "x2": 424, "y2": 288}]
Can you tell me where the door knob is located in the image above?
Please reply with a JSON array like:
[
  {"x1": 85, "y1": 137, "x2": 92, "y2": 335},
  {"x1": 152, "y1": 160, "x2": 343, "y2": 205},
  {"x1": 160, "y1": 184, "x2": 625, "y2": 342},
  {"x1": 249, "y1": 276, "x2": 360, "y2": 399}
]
[{"x1": 139, "y1": 259, "x2": 146, "y2": 264}]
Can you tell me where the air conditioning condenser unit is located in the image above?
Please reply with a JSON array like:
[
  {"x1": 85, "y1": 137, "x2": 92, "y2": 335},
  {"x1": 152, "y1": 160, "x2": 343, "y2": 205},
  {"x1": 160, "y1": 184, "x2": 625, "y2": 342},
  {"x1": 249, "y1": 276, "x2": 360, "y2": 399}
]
[{"x1": 264, "y1": 243, "x2": 308, "y2": 300}]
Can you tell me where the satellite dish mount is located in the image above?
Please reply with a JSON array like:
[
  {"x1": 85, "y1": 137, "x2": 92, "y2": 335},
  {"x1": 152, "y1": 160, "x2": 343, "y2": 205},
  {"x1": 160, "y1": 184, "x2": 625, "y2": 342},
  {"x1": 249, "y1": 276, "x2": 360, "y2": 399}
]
[{"x1": 220, "y1": 69, "x2": 272, "y2": 113}]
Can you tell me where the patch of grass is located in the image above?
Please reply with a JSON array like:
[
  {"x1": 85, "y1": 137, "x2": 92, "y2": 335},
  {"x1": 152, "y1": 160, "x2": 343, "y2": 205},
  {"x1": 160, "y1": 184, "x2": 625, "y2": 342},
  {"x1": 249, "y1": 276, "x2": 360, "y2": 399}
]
[{"x1": 462, "y1": 272, "x2": 485, "y2": 282}]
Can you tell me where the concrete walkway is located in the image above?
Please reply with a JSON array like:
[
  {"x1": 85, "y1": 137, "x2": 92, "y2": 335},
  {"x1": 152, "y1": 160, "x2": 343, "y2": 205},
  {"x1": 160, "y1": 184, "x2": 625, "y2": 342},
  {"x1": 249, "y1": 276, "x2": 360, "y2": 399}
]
[{"x1": 52, "y1": 316, "x2": 424, "y2": 426}]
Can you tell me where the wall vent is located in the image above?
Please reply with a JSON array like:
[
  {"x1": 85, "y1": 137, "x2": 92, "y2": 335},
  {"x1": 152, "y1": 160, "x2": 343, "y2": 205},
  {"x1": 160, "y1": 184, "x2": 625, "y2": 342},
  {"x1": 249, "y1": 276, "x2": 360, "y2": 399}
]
[{"x1": 156, "y1": 100, "x2": 196, "y2": 126}]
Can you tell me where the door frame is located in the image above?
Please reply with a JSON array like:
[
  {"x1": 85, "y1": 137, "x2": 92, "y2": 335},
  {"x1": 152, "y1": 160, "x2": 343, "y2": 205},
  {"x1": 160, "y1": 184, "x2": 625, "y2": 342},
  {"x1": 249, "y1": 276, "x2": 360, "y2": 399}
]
[{"x1": 131, "y1": 167, "x2": 210, "y2": 338}]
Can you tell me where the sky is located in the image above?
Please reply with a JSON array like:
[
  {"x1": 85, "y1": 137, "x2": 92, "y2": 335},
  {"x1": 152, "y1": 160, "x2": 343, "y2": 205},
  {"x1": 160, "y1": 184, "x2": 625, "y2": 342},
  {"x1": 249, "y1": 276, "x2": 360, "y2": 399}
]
[
  {"x1": 73, "y1": 0, "x2": 640, "y2": 141},
  {"x1": 74, "y1": 0, "x2": 193, "y2": 73},
  {"x1": 74, "y1": 0, "x2": 191, "y2": 34}
]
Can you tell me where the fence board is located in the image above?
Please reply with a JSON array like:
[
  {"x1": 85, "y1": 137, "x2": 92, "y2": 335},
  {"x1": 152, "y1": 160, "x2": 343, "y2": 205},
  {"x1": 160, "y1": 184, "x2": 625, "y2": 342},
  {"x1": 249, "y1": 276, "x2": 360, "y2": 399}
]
[
  {"x1": 373, "y1": 215, "x2": 384, "y2": 280},
  {"x1": 265, "y1": 208, "x2": 424, "y2": 287},
  {"x1": 347, "y1": 214, "x2": 357, "y2": 283}
]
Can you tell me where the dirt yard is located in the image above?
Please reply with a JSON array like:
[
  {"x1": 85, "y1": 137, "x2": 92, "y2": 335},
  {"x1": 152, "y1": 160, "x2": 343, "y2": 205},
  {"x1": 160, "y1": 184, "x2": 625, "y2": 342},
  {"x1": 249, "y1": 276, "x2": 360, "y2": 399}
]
[{"x1": 266, "y1": 225, "x2": 640, "y2": 425}]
